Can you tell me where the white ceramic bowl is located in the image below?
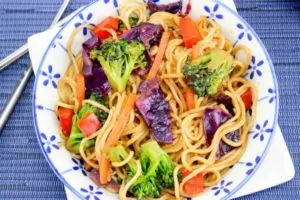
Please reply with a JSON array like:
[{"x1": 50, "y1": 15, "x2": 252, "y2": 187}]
[{"x1": 33, "y1": 0, "x2": 279, "y2": 199}]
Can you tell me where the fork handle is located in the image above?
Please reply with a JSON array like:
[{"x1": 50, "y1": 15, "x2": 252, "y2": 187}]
[
  {"x1": 0, "y1": 44, "x2": 28, "y2": 71},
  {"x1": 0, "y1": 65, "x2": 33, "y2": 132}
]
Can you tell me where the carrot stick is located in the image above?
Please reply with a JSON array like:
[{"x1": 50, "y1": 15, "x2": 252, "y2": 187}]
[
  {"x1": 147, "y1": 32, "x2": 171, "y2": 79},
  {"x1": 75, "y1": 73, "x2": 85, "y2": 108},
  {"x1": 99, "y1": 157, "x2": 111, "y2": 184},
  {"x1": 184, "y1": 88, "x2": 195, "y2": 110},
  {"x1": 99, "y1": 93, "x2": 136, "y2": 184}
]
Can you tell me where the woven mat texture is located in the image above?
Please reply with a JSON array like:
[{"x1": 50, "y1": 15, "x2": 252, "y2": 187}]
[{"x1": 0, "y1": 0, "x2": 299, "y2": 199}]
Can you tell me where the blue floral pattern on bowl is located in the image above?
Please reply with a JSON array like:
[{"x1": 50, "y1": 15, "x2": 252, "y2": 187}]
[
  {"x1": 245, "y1": 156, "x2": 261, "y2": 175},
  {"x1": 40, "y1": 133, "x2": 60, "y2": 154},
  {"x1": 211, "y1": 180, "x2": 233, "y2": 196},
  {"x1": 80, "y1": 185, "x2": 103, "y2": 200},
  {"x1": 72, "y1": 158, "x2": 88, "y2": 176},
  {"x1": 41, "y1": 65, "x2": 60, "y2": 88},
  {"x1": 104, "y1": 0, "x2": 119, "y2": 7},
  {"x1": 204, "y1": 4, "x2": 223, "y2": 19},
  {"x1": 32, "y1": 0, "x2": 279, "y2": 199},
  {"x1": 248, "y1": 56, "x2": 264, "y2": 80},
  {"x1": 252, "y1": 120, "x2": 273, "y2": 141},
  {"x1": 75, "y1": 13, "x2": 93, "y2": 36},
  {"x1": 237, "y1": 23, "x2": 252, "y2": 41}
]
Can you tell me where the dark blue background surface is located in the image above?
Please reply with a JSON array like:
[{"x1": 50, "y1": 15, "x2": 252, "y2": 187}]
[{"x1": 0, "y1": 0, "x2": 299, "y2": 199}]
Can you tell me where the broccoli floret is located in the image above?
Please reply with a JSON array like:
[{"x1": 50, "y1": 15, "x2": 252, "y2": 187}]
[
  {"x1": 130, "y1": 141, "x2": 175, "y2": 199},
  {"x1": 118, "y1": 17, "x2": 138, "y2": 31},
  {"x1": 90, "y1": 39, "x2": 147, "y2": 92},
  {"x1": 108, "y1": 142, "x2": 175, "y2": 199},
  {"x1": 78, "y1": 92, "x2": 108, "y2": 123},
  {"x1": 66, "y1": 93, "x2": 108, "y2": 153},
  {"x1": 184, "y1": 49, "x2": 233, "y2": 97},
  {"x1": 108, "y1": 144, "x2": 137, "y2": 174}
]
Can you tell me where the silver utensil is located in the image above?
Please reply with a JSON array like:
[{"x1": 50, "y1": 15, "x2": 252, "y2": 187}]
[
  {"x1": 0, "y1": 0, "x2": 70, "y2": 133},
  {"x1": 0, "y1": 0, "x2": 70, "y2": 71},
  {"x1": 0, "y1": 44, "x2": 28, "y2": 71}
]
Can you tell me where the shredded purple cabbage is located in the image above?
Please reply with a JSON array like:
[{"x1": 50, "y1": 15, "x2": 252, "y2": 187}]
[
  {"x1": 147, "y1": 0, "x2": 183, "y2": 15},
  {"x1": 82, "y1": 36, "x2": 102, "y2": 77},
  {"x1": 119, "y1": 22, "x2": 163, "y2": 51},
  {"x1": 81, "y1": 36, "x2": 110, "y2": 97},
  {"x1": 203, "y1": 107, "x2": 240, "y2": 159},
  {"x1": 203, "y1": 108, "x2": 231, "y2": 145},
  {"x1": 85, "y1": 67, "x2": 110, "y2": 97},
  {"x1": 216, "y1": 95, "x2": 235, "y2": 115},
  {"x1": 89, "y1": 169, "x2": 101, "y2": 186},
  {"x1": 216, "y1": 130, "x2": 240, "y2": 159},
  {"x1": 136, "y1": 77, "x2": 173, "y2": 143}
]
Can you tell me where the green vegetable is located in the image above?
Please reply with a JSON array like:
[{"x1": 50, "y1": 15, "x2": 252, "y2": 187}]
[
  {"x1": 66, "y1": 116, "x2": 95, "y2": 153},
  {"x1": 109, "y1": 141, "x2": 174, "y2": 199},
  {"x1": 78, "y1": 92, "x2": 108, "y2": 123},
  {"x1": 184, "y1": 49, "x2": 233, "y2": 97},
  {"x1": 66, "y1": 92, "x2": 108, "y2": 153},
  {"x1": 108, "y1": 144, "x2": 137, "y2": 176},
  {"x1": 118, "y1": 17, "x2": 138, "y2": 30},
  {"x1": 90, "y1": 39, "x2": 147, "y2": 92}
]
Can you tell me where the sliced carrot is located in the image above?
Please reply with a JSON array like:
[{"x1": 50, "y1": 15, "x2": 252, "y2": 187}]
[
  {"x1": 99, "y1": 157, "x2": 111, "y2": 185},
  {"x1": 147, "y1": 32, "x2": 171, "y2": 79},
  {"x1": 99, "y1": 93, "x2": 136, "y2": 184},
  {"x1": 184, "y1": 87, "x2": 195, "y2": 110},
  {"x1": 181, "y1": 169, "x2": 204, "y2": 196},
  {"x1": 75, "y1": 73, "x2": 85, "y2": 108},
  {"x1": 179, "y1": 16, "x2": 202, "y2": 48},
  {"x1": 191, "y1": 45, "x2": 198, "y2": 60}
]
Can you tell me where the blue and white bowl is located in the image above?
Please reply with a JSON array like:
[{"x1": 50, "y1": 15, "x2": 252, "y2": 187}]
[{"x1": 32, "y1": 0, "x2": 279, "y2": 199}]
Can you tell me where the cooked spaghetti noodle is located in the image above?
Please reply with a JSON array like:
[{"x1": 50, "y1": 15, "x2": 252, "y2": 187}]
[{"x1": 56, "y1": 0, "x2": 257, "y2": 199}]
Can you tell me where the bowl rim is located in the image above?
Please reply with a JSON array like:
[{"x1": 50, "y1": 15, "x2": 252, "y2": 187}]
[{"x1": 32, "y1": 0, "x2": 279, "y2": 199}]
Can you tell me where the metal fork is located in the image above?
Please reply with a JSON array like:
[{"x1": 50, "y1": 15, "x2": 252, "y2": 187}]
[{"x1": 0, "y1": 0, "x2": 71, "y2": 133}]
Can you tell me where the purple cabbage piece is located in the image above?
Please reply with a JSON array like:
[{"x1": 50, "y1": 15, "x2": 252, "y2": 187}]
[
  {"x1": 81, "y1": 36, "x2": 110, "y2": 96},
  {"x1": 85, "y1": 67, "x2": 110, "y2": 97},
  {"x1": 136, "y1": 77, "x2": 173, "y2": 143},
  {"x1": 120, "y1": 22, "x2": 163, "y2": 51},
  {"x1": 148, "y1": 0, "x2": 183, "y2": 15},
  {"x1": 216, "y1": 129, "x2": 240, "y2": 159},
  {"x1": 82, "y1": 36, "x2": 102, "y2": 77},
  {"x1": 216, "y1": 95, "x2": 235, "y2": 115},
  {"x1": 203, "y1": 108, "x2": 231, "y2": 145},
  {"x1": 89, "y1": 169, "x2": 101, "y2": 186},
  {"x1": 203, "y1": 107, "x2": 240, "y2": 160}
]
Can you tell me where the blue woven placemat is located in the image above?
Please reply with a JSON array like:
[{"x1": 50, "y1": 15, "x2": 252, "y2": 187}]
[{"x1": 0, "y1": 0, "x2": 299, "y2": 199}]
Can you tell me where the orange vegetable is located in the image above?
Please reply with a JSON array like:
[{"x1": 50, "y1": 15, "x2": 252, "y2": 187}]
[
  {"x1": 93, "y1": 16, "x2": 119, "y2": 41},
  {"x1": 184, "y1": 87, "x2": 195, "y2": 110},
  {"x1": 147, "y1": 32, "x2": 171, "y2": 79},
  {"x1": 99, "y1": 156, "x2": 111, "y2": 185},
  {"x1": 179, "y1": 16, "x2": 202, "y2": 48},
  {"x1": 181, "y1": 169, "x2": 204, "y2": 196},
  {"x1": 241, "y1": 89, "x2": 253, "y2": 109},
  {"x1": 77, "y1": 112, "x2": 101, "y2": 137},
  {"x1": 57, "y1": 107, "x2": 74, "y2": 137},
  {"x1": 75, "y1": 73, "x2": 85, "y2": 108},
  {"x1": 99, "y1": 93, "x2": 136, "y2": 184}
]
